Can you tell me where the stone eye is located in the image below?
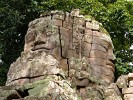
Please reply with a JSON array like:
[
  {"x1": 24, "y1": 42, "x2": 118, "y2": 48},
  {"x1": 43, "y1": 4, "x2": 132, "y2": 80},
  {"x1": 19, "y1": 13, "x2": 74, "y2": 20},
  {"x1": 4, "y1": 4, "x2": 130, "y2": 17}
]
[{"x1": 102, "y1": 45, "x2": 109, "y2": 51}]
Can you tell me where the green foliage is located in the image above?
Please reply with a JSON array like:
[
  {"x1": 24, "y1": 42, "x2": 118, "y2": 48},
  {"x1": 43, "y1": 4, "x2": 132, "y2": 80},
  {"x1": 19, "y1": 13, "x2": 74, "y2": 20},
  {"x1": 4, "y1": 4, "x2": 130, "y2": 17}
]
[
  {"x1": 0, "y1": 0, "x2": 133, "y2": 85},
  {"x1": 0, "y1": 0, "x2": 39, "y2": 85},
  {"x1": 115, "y1": 58, "x2": 133, "y2": 77}
]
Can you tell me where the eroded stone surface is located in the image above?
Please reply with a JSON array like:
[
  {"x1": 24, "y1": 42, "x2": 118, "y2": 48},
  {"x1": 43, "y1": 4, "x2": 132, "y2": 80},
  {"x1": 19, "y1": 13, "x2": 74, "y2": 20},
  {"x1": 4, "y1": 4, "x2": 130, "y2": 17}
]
[{"x1": 104, "y1": 83, "x2": 122, "y2": 99}]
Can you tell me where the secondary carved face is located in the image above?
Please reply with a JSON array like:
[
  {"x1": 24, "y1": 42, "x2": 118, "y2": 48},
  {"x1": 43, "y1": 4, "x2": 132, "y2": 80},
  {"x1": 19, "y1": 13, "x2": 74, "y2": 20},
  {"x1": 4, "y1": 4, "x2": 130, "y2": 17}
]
[
  {"x1": 88, "y1": 31, "x2": 116, "y2": 84},
  {"x1": 67, "y1": 29, "x2": 116, "y2": 84}
]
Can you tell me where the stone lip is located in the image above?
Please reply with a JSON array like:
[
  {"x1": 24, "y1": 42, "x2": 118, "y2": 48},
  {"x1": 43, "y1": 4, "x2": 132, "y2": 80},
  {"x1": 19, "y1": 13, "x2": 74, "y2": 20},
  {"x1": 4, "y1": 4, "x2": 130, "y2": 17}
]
[{"x1": 31, "y1": 46, "x2": 52, "y2": 51}]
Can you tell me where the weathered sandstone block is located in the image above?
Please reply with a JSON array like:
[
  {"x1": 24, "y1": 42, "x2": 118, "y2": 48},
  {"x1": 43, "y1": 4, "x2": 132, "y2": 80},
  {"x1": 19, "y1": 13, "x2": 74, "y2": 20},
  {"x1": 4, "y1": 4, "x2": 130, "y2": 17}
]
[{"x1": 116, "y1": 75, "x2": 128, "y2": 89}]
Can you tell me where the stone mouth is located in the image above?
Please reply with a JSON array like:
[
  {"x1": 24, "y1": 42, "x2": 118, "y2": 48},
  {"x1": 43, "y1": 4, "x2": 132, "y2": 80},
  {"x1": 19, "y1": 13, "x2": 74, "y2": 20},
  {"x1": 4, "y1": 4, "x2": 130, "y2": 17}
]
[
  {"x1": 106, "y1": 60, "x2": 114, "y2": 66},
  {"x1": 31, "y1": 44, "x2": 52, "y2": 51},
  {"x1": 31, "y1": 47, "x2": 51, "y2": 51},
  {"x1": 106, "y1": 60, "x2": 115, "y2": 71}
]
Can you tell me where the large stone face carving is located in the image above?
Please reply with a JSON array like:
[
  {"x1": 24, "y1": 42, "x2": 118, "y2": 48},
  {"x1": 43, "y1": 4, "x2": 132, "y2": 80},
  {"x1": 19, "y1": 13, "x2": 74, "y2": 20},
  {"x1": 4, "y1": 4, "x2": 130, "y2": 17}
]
[{"x1": 4, "y1": 10, "x2": 118, "y2": 100}]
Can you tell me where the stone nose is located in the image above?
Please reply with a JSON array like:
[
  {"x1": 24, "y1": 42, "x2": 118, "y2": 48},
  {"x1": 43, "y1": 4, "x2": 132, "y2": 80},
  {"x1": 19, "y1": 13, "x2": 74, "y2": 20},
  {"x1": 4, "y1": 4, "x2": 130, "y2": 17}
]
[
  {"x1": 107, "y1": 50, "x2": 116, "y2": 64},
  {"x1": 108, "y1": 55, "x2": 116, "y2": 64},
  {"x1": 34, "y1": 33, "x2": 47, "y2": 45}
]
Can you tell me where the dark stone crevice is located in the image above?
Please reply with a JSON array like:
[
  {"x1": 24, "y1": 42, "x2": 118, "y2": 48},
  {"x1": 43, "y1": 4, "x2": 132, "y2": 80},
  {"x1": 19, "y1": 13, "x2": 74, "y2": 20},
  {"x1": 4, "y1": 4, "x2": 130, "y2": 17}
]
[
  {"x1": 6, "y1": 89, "x2": 29, "y2": 100},
  {"x1": 11, "y1": 75, "x2": 45, "y2": 82}
]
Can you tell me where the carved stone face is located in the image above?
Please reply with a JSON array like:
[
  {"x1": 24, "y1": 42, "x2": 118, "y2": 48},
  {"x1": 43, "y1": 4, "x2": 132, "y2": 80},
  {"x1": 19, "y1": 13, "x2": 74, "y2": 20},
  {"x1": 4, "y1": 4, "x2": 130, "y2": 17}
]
[
  {"x1": 5, "y1": 11, "x2": 118, "y2": 100},
  {"x1": 6, "y1": 11, "x2": 116, "y2": 86},
  {"x1": 88, "y1": 31, "x2": 116, "y2": 84},
  {"x1": 24, "y1": 15, "x2": 116, "y2": 84},
  {"x1": 59, "y1": 17, "x2": 116, "y2": 84},
  {"x1": 67, "y1": 29, "x2": 116, "y2": 84}
]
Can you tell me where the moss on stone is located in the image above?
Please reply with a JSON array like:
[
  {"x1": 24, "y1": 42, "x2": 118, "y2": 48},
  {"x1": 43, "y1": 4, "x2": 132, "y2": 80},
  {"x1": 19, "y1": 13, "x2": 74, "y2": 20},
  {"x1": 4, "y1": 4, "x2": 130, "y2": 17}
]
[
  {"x1": 23, "y1": 76, "x2": 53, "y2": 90},
  {"x1": 84, "y1": 15, "x2": 95, "y2": 22},
  {"x1": 85, "y1": 14, "x2": 109, "y2": 35},
  {"x1": 99, "y1": 25, "x2": 109, "y2": 35}
]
